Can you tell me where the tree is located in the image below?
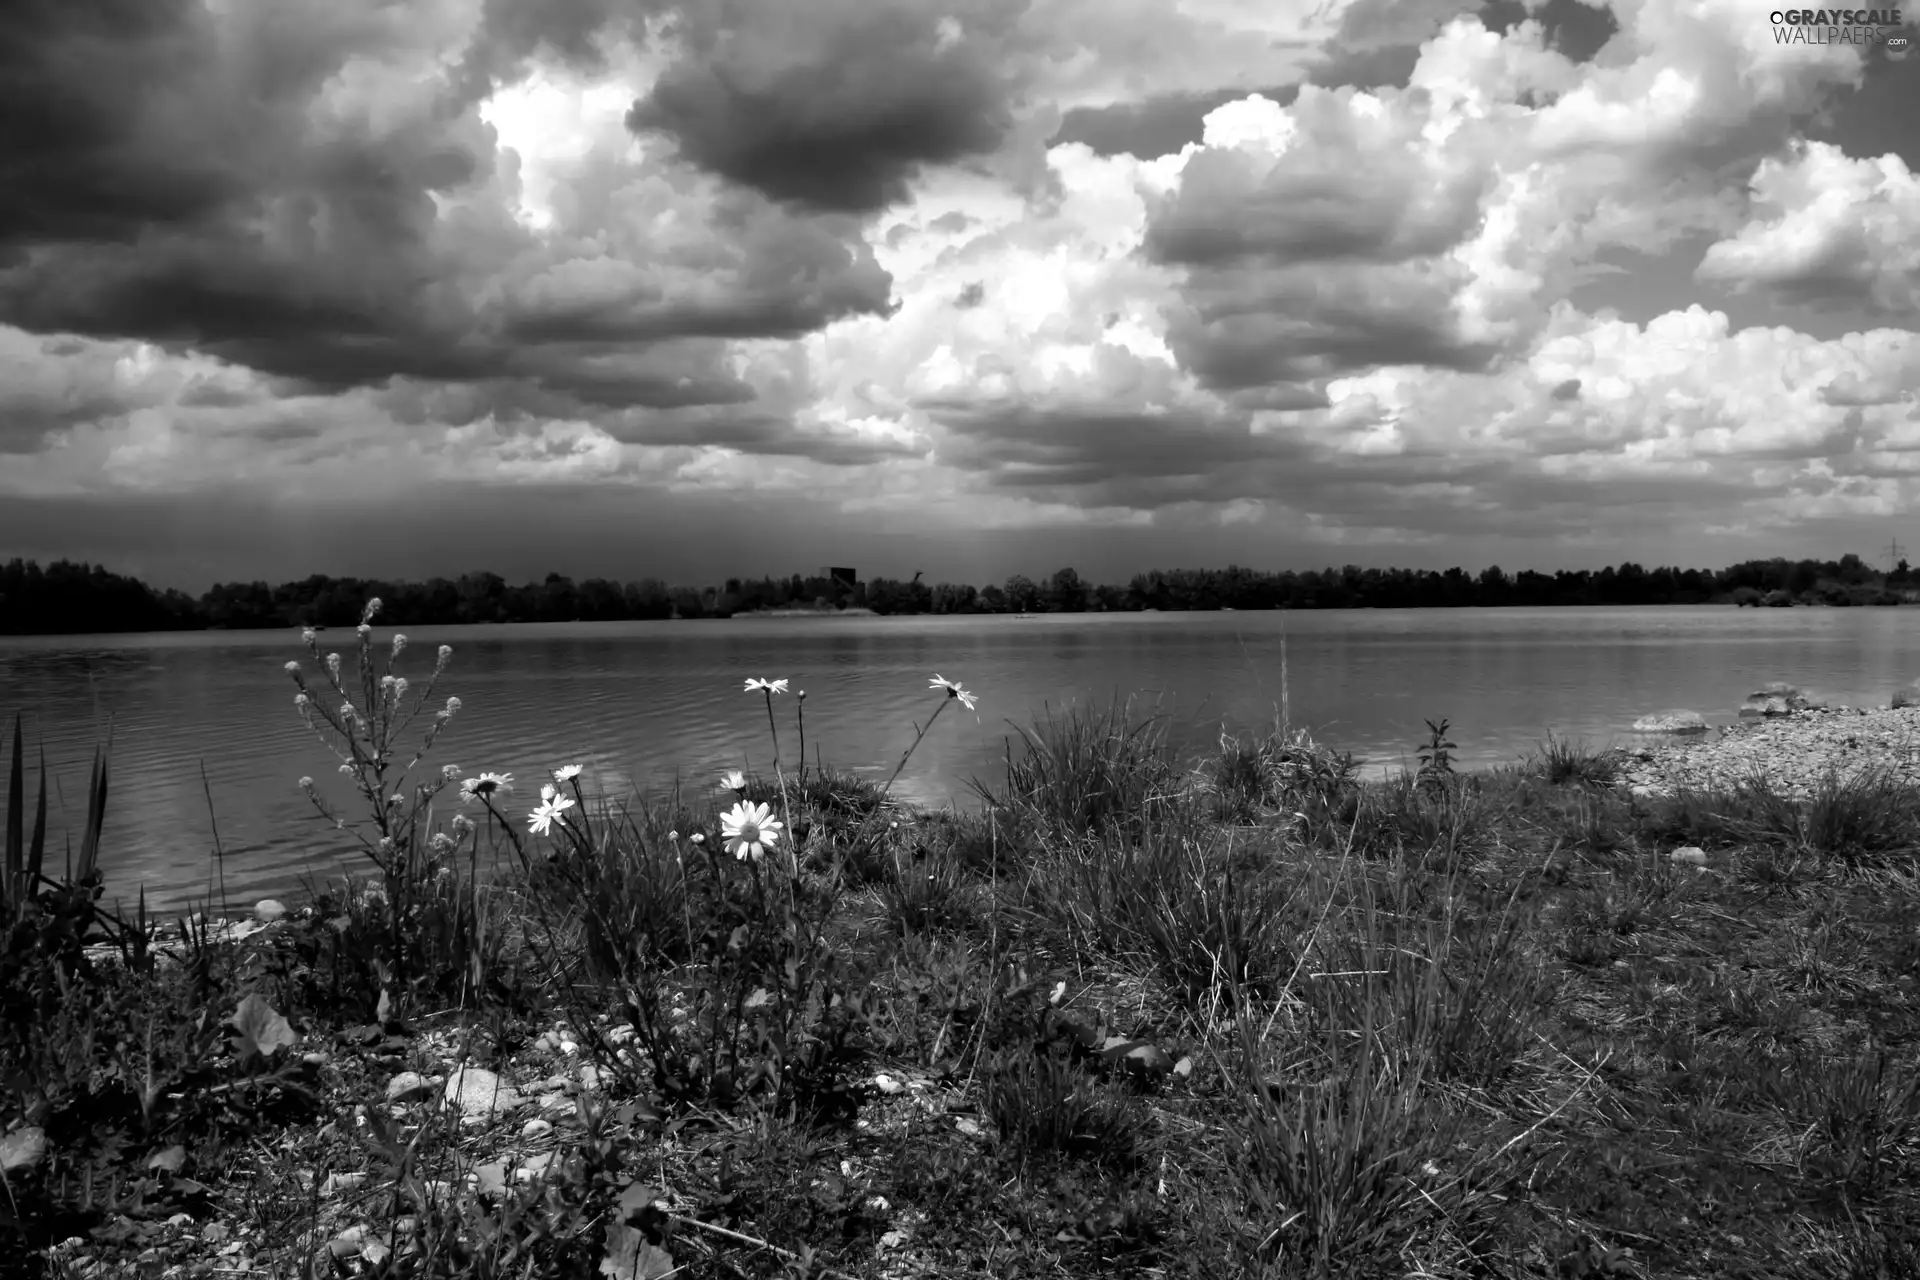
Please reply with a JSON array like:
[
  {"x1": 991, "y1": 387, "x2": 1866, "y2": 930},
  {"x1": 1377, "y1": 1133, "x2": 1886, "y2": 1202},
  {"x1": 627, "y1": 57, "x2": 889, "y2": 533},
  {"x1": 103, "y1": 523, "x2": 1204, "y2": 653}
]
[
  {"x1": 1045, "y1": 567, "x2": 1089, "y2": 612},
  {"x1": 1003, "y1": 574, "x2": 1041, "y2": 612}
]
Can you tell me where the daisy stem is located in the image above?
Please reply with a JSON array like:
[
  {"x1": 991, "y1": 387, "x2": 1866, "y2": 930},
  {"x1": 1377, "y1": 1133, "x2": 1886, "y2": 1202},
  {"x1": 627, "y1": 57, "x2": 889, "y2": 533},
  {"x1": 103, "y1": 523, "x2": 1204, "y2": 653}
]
[
  {"x1": 843, "y1": 695, "x2": 950, "y2": 868},
  {"x1": 763, "y1": 689, "x2": 799, "y2": 881}
]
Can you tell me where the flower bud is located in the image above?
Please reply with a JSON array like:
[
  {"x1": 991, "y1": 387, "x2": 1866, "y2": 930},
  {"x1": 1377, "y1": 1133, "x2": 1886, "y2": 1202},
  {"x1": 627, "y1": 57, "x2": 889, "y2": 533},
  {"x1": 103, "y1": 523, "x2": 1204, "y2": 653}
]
[
  {"x1": 362, "y1": 598, "x2": 382, "y2": 624},
  {"x1": 326, "y1": 653, "x2": 342, "y2": 680},
  {"x1": 294, "y1": 692, "x2": 310, "y2": 708},
  {"x1": 390, "y1": 634, "x2": 407, "y2": 659},
  {"x1": 357, "y1": 623, "x2": 372, "y2": 638},
  {"x1": 451, "y1": 814, "x2": 474, "y2": 837},
  {"x1": 339, "y1": 764, "x2": 354, "y2": 775},
  {"x1": 393, "y1": 677, "x2": 409, "y2": 700},
  {"x1": 301, "y1": 628, "x2": 317, "y2": 645},
  {"x1": 299, "y1": 776, "x2": 315, "y2": 791},
  {"x1": 445, "y1": 696, "x2": 462, "y2": 714},
  {"x1": 442, "y1": 764, "x2": 461, "y2": 782}
]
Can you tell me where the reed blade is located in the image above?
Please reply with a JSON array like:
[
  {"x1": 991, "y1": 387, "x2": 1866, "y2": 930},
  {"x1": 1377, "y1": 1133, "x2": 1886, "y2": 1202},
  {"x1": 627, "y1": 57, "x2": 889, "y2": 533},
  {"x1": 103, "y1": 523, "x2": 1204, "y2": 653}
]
[
  {"x1": 4, "y1": 713, "x2": 20, "y2": 913},
  {"x1": 79, "y1": 736, "x2": 112, "y2": 884}
]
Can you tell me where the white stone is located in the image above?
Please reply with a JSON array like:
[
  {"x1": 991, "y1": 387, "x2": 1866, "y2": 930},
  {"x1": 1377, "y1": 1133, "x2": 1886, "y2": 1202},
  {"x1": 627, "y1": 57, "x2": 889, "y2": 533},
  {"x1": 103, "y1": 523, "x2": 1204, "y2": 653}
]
[{"x1": 442, "y1": 1066, "x2": 522, "y2": 1122}]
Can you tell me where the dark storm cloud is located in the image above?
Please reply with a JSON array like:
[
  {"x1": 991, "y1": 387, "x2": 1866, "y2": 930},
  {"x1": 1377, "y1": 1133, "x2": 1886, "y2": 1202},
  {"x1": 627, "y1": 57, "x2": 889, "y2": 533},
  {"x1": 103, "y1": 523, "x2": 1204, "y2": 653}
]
[
  {"x1": 924, "y1": 403, "x2": 1292, "y2": 487},
  {"x1": 1162, "y1": 266, "x2": 1501, "y2": 391},
  {"x1": 0, "y1": 0, "x2": 897, "y2": 436},
  {"x1": 1551, "y1": 378, "x2": 1582, "y2": 401},
  {"x1": 625, "y1": 1, "x2": 1019, "y2": 212}
]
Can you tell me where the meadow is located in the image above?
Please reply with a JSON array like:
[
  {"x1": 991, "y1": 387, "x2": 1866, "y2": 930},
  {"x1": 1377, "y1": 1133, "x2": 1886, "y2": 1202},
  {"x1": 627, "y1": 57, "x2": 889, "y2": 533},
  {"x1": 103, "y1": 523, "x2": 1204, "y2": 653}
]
[{"x1": 3, "y1": 599, "x2": 1918, "y2": 1279}]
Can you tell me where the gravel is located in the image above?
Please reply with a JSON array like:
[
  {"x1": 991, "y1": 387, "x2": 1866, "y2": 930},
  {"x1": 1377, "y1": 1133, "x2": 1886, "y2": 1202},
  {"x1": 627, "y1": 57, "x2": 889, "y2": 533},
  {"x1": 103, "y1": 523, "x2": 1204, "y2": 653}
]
[{"x1": 1614, "y1": 705, "x2": 1920, "y2": 799}]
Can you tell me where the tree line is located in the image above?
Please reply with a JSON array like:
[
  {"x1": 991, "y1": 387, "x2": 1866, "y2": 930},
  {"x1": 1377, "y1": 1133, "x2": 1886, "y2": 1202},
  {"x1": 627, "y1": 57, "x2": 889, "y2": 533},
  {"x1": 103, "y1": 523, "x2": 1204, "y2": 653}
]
[{"x1": 0, "y1": 554, "x2": 1913, "y2": 635}]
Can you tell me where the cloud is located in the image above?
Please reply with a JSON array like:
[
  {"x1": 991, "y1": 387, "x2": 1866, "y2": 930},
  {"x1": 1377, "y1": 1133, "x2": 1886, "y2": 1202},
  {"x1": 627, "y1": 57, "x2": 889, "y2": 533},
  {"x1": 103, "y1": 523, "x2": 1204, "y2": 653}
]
[
  {"x1": 0, "y1": 0, "x2": 895, "y2": 419},
  {"x1": 2, "y1": 0, "x2": 1918, "y2": 586},
  {"x1": 1697, "y1": 141, "x2": 1920, "y2": 315},
  {"x1": 625, "y1": 0, "x2": 1021, "y2": 212}
]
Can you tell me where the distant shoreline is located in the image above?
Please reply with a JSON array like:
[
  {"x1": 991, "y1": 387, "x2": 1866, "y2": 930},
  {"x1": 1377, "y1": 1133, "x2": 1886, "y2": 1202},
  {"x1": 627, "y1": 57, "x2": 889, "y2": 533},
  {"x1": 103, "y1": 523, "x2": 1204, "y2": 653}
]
[{"x1": 731, "y1": 606, "x2": 877, "y2": 618}]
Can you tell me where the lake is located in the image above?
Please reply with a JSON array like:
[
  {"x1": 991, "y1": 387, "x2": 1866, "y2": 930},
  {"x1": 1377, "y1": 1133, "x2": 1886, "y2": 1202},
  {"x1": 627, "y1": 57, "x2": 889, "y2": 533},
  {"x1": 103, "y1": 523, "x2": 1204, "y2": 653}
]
[{"x1": 1, "y1": 606, "x2": 1916, "y2": 913}]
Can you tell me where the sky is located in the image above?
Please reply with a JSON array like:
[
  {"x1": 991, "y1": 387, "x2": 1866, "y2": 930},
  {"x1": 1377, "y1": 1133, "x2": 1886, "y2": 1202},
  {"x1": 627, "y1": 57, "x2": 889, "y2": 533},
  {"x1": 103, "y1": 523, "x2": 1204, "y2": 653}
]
[{"x1": 2, "y1": 0, "x2": 1918, "y2": 594}]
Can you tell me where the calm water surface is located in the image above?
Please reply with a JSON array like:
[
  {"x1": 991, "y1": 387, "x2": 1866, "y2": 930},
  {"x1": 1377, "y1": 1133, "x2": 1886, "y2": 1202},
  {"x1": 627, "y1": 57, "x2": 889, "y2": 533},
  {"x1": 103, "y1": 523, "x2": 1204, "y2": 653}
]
[{"x1": 2, "y1": 607, "x2": 1916, "y2": 912}]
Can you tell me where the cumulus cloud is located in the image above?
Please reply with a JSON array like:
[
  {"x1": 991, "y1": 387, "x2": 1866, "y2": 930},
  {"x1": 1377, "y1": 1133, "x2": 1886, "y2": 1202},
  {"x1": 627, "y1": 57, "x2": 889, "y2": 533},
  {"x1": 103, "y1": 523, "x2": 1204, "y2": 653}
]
[{"x1": 1697, "y1": 142, "x2": 1920, "y2": 315}]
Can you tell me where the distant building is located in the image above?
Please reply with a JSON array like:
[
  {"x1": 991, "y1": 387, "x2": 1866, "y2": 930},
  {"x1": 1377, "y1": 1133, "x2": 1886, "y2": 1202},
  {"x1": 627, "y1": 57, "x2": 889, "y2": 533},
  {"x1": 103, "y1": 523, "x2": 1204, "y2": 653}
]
[{"x1": 820, "y1": 566, "x2": 857, "y2": 589}]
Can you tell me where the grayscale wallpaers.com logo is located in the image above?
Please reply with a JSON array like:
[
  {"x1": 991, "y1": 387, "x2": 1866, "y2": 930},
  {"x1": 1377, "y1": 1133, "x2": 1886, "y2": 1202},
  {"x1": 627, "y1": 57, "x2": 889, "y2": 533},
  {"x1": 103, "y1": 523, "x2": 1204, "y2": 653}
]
[{"x1": 1769, "y1": 7, "x2": 1910, "y2": 54}]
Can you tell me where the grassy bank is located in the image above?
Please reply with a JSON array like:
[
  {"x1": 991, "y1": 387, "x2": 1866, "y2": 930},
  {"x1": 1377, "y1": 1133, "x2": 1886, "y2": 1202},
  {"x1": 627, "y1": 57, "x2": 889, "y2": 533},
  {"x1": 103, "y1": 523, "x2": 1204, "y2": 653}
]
[{"x1": 3, "y1": 615, "x2": 1918, "y2": 1279}]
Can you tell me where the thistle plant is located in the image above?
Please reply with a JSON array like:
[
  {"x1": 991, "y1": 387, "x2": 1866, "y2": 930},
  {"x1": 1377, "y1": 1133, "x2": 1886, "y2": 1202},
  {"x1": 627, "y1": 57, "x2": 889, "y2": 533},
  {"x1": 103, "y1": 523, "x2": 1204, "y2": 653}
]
[
  {"x1": 1415, "y1": 717, "x2": 1458, "y2": 795},
  {"x1": 285, "y1": 598, "x2": 463, "y2": 873}
]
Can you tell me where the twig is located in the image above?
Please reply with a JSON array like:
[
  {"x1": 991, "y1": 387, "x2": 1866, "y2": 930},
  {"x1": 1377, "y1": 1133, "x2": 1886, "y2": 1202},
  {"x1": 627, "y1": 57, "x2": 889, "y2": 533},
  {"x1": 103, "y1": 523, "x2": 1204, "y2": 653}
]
[{"x1": 669, "y1": 1214, "x2": 862, "y2": 1280}]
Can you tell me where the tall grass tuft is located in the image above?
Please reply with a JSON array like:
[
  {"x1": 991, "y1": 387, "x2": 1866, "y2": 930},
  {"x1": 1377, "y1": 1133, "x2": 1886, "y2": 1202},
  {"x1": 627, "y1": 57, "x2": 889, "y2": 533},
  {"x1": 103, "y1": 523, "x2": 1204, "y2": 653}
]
[{"x1": 976, "y1": 695, "x2": 1187, "y2": 840}]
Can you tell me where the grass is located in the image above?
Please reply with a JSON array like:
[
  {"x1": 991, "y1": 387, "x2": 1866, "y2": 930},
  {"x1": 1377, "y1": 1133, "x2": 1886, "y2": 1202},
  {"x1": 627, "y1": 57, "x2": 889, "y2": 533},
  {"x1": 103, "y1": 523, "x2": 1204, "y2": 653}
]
[{"x1": 3, "y1": 623, "x2": 1919, "y2": 1279}]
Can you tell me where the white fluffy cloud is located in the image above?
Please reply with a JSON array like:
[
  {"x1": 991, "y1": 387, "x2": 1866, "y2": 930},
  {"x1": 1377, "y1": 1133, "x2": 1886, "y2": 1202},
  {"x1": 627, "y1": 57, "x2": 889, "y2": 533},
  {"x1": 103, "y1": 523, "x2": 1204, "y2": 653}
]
[{"x1": 1697, "y1": 141, "x2": 1920, "y2": 315}]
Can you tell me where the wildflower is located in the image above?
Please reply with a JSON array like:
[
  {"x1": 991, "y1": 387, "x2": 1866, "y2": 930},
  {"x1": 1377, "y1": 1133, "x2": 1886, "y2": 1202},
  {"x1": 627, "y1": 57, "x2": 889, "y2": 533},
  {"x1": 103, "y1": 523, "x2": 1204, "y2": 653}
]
[
  {"x1": 797, "y1": 689, "x2": 806, "y2": 701},
  {"x1": 299, "y1": 776, "x2": 315, "y2": 792},
  {"x1": 528, "y1": 789, "x2": 576, "y2": 836},
  {"x1": 390, "y1": 634, "x2": 407, "y2": 659},
  {"x1": 460, "y1": 772, "x2": 513, "y2": 803},
  {"x1": 339, "y1": 764, "x2": 354, "y2": 776},
  {"x1": 444, "y1": 696, "x2": 462, "y2": 715},
  {"x1": 357, "y1": 623, "x2": 372, "y2": 638},
  {"x1": 294, "y1": 692, "x2": 309, "y2": 709},
  {"x1": 690, "y1": 832, "x2": 705, "y2": 846},
  {"x1": 720, "y1": 769, "x2": 748, "y2": 795},
  {"x1": 362, "y1": 598, "x2": 382, "y2": 624},
  {"x1": 428, "y1": 832, "x2": 455, "y2": 855},
  {"x1": 441, "y1": 764, "x2": 461, "y2": 782},
  {"x1": 393, "y1": 677, "x2": 408, "y2": 700},
  {"x1": 302, "y1": 628, "x2": 317, "y2": 645},
  {"x1": 720, "y1": 800, "x2": 783, "y2": 862},
  {"x1": 930, "y1": 675, "x2": 977, "y2": 711},
  {"x1": 284, "y1": 660, "x2": 301, "y2": 674},
  {"x1": 668, "y1": 830, "x2": 679, "y2": 841},
  {"x1": 553, "y1": 764, "x2": 582, "y2": 783},
  {"x1": 743, "y1": 677, "x2": 790, "y2": 695},
  {"x1": 326, "y1": 652, "x2": 343, "y2": 681},
  {"x1": 436, "y1": 644, "x2": 453, "y2": 670},
  {"x1": 451, "y1": 814, "x2": 474, "y2": 838},
  {"x1": 388, "y1": 793, "x2": 405, "y2": 807}
]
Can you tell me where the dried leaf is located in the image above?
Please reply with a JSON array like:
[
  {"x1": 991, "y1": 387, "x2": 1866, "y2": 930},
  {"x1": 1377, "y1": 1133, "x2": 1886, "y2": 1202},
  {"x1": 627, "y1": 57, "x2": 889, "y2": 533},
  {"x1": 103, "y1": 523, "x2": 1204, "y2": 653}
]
[
  {"x1": 228, "y1": 994, "x2": 298, "y2": 1061},
  {"x1": 600, "y1": 1224, "x2": 676, "y2": 1279}
]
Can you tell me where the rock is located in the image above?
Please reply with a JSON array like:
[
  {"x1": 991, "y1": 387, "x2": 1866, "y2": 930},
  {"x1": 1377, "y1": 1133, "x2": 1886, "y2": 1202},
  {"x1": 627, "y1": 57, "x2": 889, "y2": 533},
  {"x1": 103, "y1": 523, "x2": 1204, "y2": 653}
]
[
  {"x1": 1739, "y1": 682, "x2": 1815, "y2": 717},
  {"x1": 0, "y1": 1126, "x2": 46, "y2": 1174},
  {"x1": 442, "y1": 1066, "x2": 522, "y2": 1122},
  {"x1": 1632, "y1": 710, "x2": 1708, "y2": 733},
  {"x1": 254, "y1": 899, "x2": 287, "y2": 923},
  {"x1": 385, "y1": 1072, "x2": 433, "y2": 1105}
]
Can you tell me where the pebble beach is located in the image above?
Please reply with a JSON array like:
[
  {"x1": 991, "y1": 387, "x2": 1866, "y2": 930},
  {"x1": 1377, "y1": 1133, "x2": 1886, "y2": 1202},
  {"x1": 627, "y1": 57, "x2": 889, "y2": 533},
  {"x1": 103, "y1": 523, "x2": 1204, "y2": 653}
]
[{"x1": 1614, "y1": 704, "x2": 1920, "y2": 798}]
